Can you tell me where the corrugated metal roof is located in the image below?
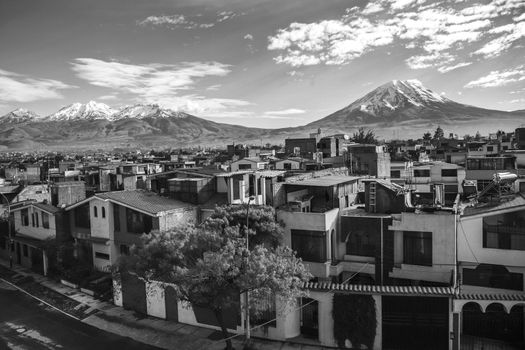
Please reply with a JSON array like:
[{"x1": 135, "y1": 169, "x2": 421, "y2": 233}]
[
  {"x1": 286, "y1": 176, "x2": 361, "y2": 187},
  {"x1": 304, "y1": 282, "x2": 454, "y2": 296},
  {"x1": 95, "y1": 190, "x2": 193, "y2": 215}
]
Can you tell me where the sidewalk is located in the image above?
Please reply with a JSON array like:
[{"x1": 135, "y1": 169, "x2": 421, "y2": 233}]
[{"x1": 0, "y1": 260, "x2": 330, "y2": 350}]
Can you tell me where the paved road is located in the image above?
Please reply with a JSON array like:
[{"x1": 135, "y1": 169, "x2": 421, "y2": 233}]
[{"x1": 0, "y1": 281, "x2": 161, "y2": 350}]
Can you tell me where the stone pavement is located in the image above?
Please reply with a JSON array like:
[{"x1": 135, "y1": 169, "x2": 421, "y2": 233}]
[{"x1": 0, "y1": 260, "x2": 333, "y2": 350}]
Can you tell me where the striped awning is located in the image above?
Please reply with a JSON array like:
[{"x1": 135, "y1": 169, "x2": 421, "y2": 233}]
[
  {"x1": 303, "y1": 282, "x2": 454, "y2": 296},
  {"x1": 457, "y1": 293, "x2": 525, "y2": 301}
]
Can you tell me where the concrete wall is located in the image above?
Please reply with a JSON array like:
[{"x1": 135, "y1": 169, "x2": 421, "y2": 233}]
[
  {"x1": 459, "y1": 213, "x2": 525, "y2": 268},
  {"x1": 389, "y1": 211, "x2": 455, "y2": 284},
  {"x1": 13, "y1": 207, "x2": 56, "y2": 241}
]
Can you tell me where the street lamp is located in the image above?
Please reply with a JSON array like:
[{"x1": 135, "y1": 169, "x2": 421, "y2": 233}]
[
  {"x1": 244, "y1": 195, "x2": 255, "y2": 344},
  {"x1": 0, "y1": 192, "x2": 12, "y2": 269}
]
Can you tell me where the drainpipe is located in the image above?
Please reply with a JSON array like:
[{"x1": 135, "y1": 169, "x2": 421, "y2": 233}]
[{"x1": 380, "y1": 217, "x2": 384, "y2": 286}]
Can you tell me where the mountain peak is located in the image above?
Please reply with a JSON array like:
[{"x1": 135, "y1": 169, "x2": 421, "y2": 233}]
[
  {"x1": 0, "y1": 108, "x2": 40, "y2": 123},
  {"x1": 347, "y1": 79, "x2": 448, "y2": 116},
  {"x1": 46, "y1": 101, "x2": 116, "y2": 121}
]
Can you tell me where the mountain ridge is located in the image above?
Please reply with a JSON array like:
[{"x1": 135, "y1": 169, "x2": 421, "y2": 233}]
[{"x1": 1, "y1": 80, "x2": 524, "y2": 150}]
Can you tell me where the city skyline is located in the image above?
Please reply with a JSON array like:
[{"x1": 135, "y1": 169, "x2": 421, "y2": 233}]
[{"x1": 0, "y1": 0, "x2": 524, "y2": 128}]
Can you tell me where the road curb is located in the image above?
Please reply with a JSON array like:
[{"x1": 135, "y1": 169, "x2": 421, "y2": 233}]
[{"x1": 0, "y1": 277, "x2": 81, "y2": 321}]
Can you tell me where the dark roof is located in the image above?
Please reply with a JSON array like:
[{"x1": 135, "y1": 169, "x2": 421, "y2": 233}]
[
  {"x1": 462, "y1": 193, "x2": 525, "y2": 217},
  {"x1": 95, "y1": 190, "x2": 193, "y2": 215},
  {"x1": 33, "y1": 202, "x2": 61, "y2": 214}
]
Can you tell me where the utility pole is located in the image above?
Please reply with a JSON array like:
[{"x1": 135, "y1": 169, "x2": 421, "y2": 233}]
[{"x1": 244, "y1": 195, "x2": 255, "y2": 345}]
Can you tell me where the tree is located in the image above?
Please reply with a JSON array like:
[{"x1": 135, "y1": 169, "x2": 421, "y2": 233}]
[
  {"x1": 422, "y1": 132, "x2": 432, "y2": 141},
  {"x1": 352, "y1": 127, "x2": 378, "y2": 144},
  {"x1": 433, "y1": 125, "x2": 444, "y2": 140},
  {"x1": 208, "y1": 204, "x2": 284, "y2": 249},
  {"x1": 115, "y1": 210, "x2": 311, "y2": 350}
]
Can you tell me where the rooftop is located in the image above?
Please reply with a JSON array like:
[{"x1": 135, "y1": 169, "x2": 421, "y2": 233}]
[
  {"x1": 461, "y1": 193, "x2": 525, "y2": 217},
  {"x1": 95, "y1": 190, "x2": 193, "y2": 215},
  {"x1": 286, "y1": 175, "x2": 360, "y2": 187}
]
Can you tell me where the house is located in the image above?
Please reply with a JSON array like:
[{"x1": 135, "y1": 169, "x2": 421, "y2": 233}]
[
  {"x1": 7, "y1": 201, "x2": 66, "y2": 276},
  {"x1": 64, "y1": 190, "x2": 197, "y2": 272},
  {"x1": 347, "y1": 144, "x2": 391, "y2": 178},
  {"x1": 465, "y1": 156, "x2": 517, "y2": 191},
  {"x1": 230, "y1": 157, "x2": 269, "y2": 172},
  {"x1": 455, "y1": 194, "x2": 525, "y2": 349}
]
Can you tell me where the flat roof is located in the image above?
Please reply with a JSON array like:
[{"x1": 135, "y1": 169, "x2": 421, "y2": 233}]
[
  {"x1": 286, "y1": 175, "x2": 361, "y2": 187},
  {"x1": 462, "y1": 193, "x2": 525, "y2": 217}
]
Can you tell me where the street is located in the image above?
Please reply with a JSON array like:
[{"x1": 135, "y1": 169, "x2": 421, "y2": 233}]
[{"x1": 0, "y1": 281, "x2": 160, "y2": 350}]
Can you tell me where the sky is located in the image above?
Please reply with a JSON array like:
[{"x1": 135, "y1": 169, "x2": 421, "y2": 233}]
[{"x1": 0, "y1": 0, "x2": 523, "y2": 128}]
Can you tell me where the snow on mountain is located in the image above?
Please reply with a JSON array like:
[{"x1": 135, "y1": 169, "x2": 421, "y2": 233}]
[
  {"x1": 110, "y1": 104, "x2": 189, "y2": 121},
  {"x1": 0, "y1": 108, "x2": 40, "y2": 123},
  {"x1": 347, "y1": 79, "x2": 449, "y2": 117},
  {"x1": 45, "y1": 101, "x2": 116, "y2": 121}
]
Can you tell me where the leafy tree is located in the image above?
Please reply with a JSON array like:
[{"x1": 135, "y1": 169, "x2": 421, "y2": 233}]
[
  {"x1": 208, "y1": 204, "x2": 284, "y2": 249},
  {"x1": 433, "y1": 125, "x2": 444, "y2": 140},
  {"x1": 463, "y1": 134, "x2": 473, "y2": 142},
  {"x1": 352, "y1": 127, "x2": 378, "y2": 144},
  {"x1": 115, "y1": 213, "x2": 311, "y2": 350},
  {"x1": 422, "y1": 132, "x2": 432, "y2": 141}
]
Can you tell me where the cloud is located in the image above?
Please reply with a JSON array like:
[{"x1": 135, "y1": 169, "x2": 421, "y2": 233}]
[
  {"x1": 244, "y1": 34, "x2": 254, "y2": 40},
  {"x1": 464, "y1": 65, "x2": 525, "y2": 88},
  {"x1": 437, "y1": 62, "x2": 473, "y2": 73},
  {"x1": 264, "y1": 108, "x2": 305, "y2": 115},
  {"x1": 0, "y1": 68, "x2": 74, "y2": 103},
  {"x1": 138, "y1": 11, "x2": 242, "y2": 29},
  {"x1": 98, "y1": 94, "x2": 118, "y2": 100},
  {"x1": 71, "y1": 58, "x2": 250, "y2": 115},
  {"x1": 206, "y1": 84, "x2": 222, "y2": 91},
  {"x1": 268, "y1": 0, "x2": 525, "y2": 70}
]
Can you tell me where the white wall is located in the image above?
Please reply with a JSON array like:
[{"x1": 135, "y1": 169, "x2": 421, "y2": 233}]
[
  {"x1": 459, "y1": 214, "x2": 525, "y2": 267},
  {"x1": 13, "y1": 207, "x2": 56, "y2": 240}
]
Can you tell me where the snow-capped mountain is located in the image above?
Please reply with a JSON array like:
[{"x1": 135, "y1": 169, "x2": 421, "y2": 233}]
[
  {"x1": 45, "y1": 101, "x2": 116, "y2": 121},
  {"x1": 347, "y1": 79, "x2": 449, "y2": 117},
  {"x1": 109, "y1": 104, "x2": 189, "y2": 121},
  {"x1": 0, "y1": 108, "x2": 40, "y2": 123}
]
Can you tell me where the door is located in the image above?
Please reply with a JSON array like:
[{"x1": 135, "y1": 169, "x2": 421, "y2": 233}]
[
  {"x1": 16, "y1": 243, "x2": 21, "y2": 264},
  {"x1": 121, "y1": 273, "x2": 147, "y2": 315},
  {"x1": 164, "y1": 286, "x2": 178, "y2": 322},
  {"x1": 301, "y1": 297, "x2": 319, "y2": 339}
]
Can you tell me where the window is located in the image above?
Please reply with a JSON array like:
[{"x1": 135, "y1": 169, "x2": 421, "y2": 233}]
[
  {"x1": 403, "y1": 231, "x2": 432, "y2": 266},
  {"x1": 346, "y1": 227, "x2": 375, "y2": 257},
  {"x1": 120, "y1": 244, "x2": 130, "y2": 255},
  {"x1": 126, "y1": 208, "x2": 153, "y2": 234},
  {"x1": 283, "y1": 163, "x2": 292, "y2": 170},
  {"x1": 75, "y1": 204, "x2": 91, "y2": 229},
  {"x1": 441, "y1": 169, "x2": 457, "y2": 177},
  {"x1": 42, "y1": 212, "x2": 49, "y2": 229},
  {"x1": 238, "y1": 163, "x2": 252, "y2": 170},
  {"x1": 95, "y1": 252, "x2": 110, "y2": 260},
  {"x1": 413, "y1": 169, "x2": 430, "y2": 177},
  {"x1": 31, "y1": 213, "x2": 35, "y2": 227},
  {"x1": 113, "y1": 205, "x2": 121, "y2": 232},
  {"x1": 483, "y1": 211, "x2": 525, "y2": 251},
  {"x1": 291, "y1": 229, "x2": 326, "y2": 262},
  {"x1": 22, "y1": 244, "x2": 28, "y2": 257},
  {"x1": 35, "y1": 213, "x2": 39, "y2": 227},
  {"x1": 102, "y1": 207, "x2": 106, "y2": 218},
  {"x1": 390, "y1": 170, "x2": 401, "y2": 178},
  {"x1": 486, "y1": 146, "x2": 493, "y2": 152},
  {"x1": 94, "y1": 206, "x2": 98, "y2": 217},
  {"x1": 463, "y1": 264, "x2": 523, "y2": 291}
]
